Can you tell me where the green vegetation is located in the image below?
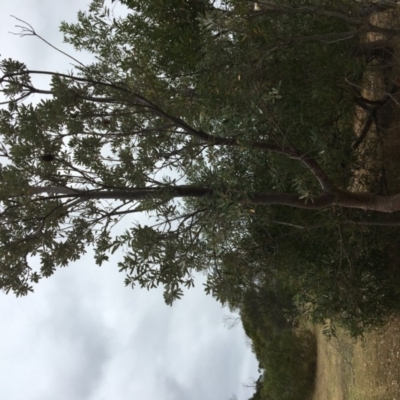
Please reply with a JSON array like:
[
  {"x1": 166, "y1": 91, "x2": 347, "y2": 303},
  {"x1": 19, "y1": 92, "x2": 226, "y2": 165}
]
[
  {"x1": 2, "y1": 1, "x2": 400, "y2": 398},
  {"x1": 240, "y1": 285, "x2": 316, "y2": 400}
]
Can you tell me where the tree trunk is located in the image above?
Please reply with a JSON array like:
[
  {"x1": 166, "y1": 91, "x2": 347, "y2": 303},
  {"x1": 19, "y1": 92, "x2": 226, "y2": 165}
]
[{"x1": 25, "y1": 185, "x2": 400, "y2": 213}]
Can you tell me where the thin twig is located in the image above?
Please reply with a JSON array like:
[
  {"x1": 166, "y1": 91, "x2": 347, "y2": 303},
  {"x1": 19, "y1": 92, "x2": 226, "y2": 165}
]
[{"x1": 9, "y1": 16, "x2": 86, "y2": 68}]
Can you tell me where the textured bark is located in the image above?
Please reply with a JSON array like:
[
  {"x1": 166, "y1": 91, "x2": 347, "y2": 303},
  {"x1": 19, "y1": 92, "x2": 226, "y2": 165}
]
[{"x1": 24, "y1": 185, "x2": 400, "y2": 213}]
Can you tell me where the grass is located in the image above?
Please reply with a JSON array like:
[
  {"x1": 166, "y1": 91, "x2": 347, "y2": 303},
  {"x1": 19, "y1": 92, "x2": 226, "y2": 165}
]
[{"x1": 312, "y1": 318, "x2": 400, "y2": 400}]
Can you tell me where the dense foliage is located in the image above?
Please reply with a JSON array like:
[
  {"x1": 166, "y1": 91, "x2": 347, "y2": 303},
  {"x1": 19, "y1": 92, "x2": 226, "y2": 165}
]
[{"x1": 1, "y1": 0, "x2": 400, "y2": 348}]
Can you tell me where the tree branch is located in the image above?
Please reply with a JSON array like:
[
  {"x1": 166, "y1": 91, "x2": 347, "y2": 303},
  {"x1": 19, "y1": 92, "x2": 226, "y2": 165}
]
[
  {"x1": 16, "y1": 185, "x2": 400, "y2": 213},
  {"x1": 0, "y1": 69, "x2": 335, "y2": 191}
]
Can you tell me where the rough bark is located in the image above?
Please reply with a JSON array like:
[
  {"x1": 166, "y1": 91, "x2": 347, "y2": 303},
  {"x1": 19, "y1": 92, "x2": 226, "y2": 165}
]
[{"x1": 23, "y1": 185, "x2": 400, "y2": 213}]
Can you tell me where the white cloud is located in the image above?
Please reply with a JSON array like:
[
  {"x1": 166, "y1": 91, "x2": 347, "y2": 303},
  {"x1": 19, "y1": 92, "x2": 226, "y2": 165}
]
[{"x1": 0, "y1": 2, "x2": 259, "y2": 400}]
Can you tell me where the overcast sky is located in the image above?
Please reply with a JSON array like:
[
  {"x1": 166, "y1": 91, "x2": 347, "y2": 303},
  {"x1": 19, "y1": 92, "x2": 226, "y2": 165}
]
[{"x1": 0, "y1": 1, "x2": 259, "y2": 400}]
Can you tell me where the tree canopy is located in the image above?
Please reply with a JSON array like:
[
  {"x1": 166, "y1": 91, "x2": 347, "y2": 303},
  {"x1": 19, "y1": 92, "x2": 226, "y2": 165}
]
[{"x1": 1, "y1": 0, "x2": 400, "y2": 330}]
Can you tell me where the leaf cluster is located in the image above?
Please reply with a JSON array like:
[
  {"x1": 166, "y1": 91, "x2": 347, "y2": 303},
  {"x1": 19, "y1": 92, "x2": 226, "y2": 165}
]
[{"x1": 1, "y1": 0, "x2": 399, "y2": 339}]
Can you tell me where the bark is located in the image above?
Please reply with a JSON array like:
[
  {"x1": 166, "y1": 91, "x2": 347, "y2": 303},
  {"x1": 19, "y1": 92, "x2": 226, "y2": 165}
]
[{"x1": 24, "y1": 185, "x2": 400, "y2": 213}]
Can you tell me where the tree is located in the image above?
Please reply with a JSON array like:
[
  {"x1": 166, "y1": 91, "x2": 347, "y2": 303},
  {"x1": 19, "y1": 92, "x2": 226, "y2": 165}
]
[{"x1": 0, "y1": 0, "x2": 399, "y2": 310}]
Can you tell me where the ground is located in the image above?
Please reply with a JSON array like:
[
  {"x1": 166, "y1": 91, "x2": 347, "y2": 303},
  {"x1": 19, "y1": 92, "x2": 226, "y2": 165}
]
[
  {"x1": 313, "y1": 320, "x2": 400, "y2": 400},
  {"x1": 313, "y1": 5, "x2": 400, "y2": 400}
]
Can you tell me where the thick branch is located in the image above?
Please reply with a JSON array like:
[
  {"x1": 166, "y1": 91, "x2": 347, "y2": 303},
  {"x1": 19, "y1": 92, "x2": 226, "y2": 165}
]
[
  {"x1": 19, "y1": 185, "x2": 400, "y2": 213},
  {"x1": 1, "y1": 69, "x2": 334, "y2": 191},
  {"x1": 28, "y1": 186, "x2": 83, "y2": 196}
]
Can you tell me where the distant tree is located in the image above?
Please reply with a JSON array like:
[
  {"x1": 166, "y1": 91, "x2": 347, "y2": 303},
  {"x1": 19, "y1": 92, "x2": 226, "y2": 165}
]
[{"x1": 1, "y1": 0, "x2": 400, "y2": 309}]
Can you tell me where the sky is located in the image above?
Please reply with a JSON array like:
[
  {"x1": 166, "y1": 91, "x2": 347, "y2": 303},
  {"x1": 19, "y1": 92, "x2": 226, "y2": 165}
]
[{"x1": 0, "y1": 1, "x2": 259, "y2": 400}]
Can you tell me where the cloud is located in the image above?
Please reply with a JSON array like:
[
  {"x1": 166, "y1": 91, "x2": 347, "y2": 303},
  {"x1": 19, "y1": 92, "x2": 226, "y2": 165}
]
[
  {"x1": 0, "y1": 2, "x2": 259, "y2": 400},
  {"x1": 161, "y1": 374, "x2": 190, "y2": 400}
]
